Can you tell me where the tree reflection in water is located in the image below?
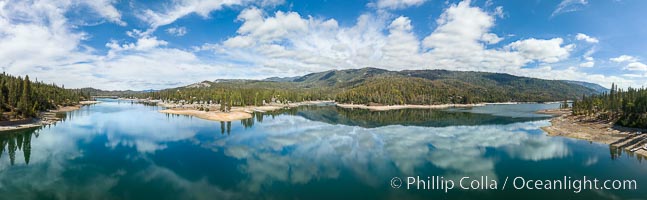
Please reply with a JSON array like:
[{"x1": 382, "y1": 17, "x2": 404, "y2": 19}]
[
  {"x1": 246, "y1": 105, "x2": 551, "y2": 129},
  {"x1": 0, "y1": 127, "x2": 40, "y2": 166}
]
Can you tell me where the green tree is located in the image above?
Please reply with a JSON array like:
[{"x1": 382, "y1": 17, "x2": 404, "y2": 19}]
[{"x1": 19, "y1": 75, "x2": 33, "y2": 117}]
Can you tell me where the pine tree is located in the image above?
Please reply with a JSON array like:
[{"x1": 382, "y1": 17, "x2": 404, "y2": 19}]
[
  {"x1": 19, "y1": 75, "x2": 33, "y2": 117},
  {"x1": 227, "y1": 98, "x2": 232, "y2": 112},
  {"x1": 0, "y1": 73, "x2": 83, "y2": 121},
  {"x1": 0, "y1": 90, "x2": 4, "y2": 114}
]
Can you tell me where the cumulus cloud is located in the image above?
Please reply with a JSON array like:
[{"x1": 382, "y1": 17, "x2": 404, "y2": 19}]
[
  {"x1": 384, "y1": 16, "x2": 421, "y2": 60},
  {"x1": 195, "y1": 0, "x2": 631, "y2": 89},
  {"x1": 552, "y1": 0, "x2": 588, "y2": 17},
  {"x1": 481, "y1": 33, "x2": 503, "y2": 44},
  {"x1": 0, "y1": 0, "x2": 267, "y2": 90},
  {"x1": 610, "y1": 55, "x2": 647, "y2": 72},
  {"x1": 423, "y1": 0, "x2": 496, "y2": 50},
  {"x1": 0, "y1": 0, "x2": 641, "y2": 90},
  {"x1": 204, "y1": 8, "x2": 395, "y2": 73},
  {"x1": 229, "y1": 7, "x2": 309, "y2": 45},
  {"x1": 505, "y1": 38, "x2": 574, "y2": 63},
  {"x1": 0, "y1": 0, "x2": 108, "y2": 81},
  {"x1": 575, "y1": 33, "x2": 598, "y2": 43},
  {"x1": 372, "y1": 0, "x2": 428, "y2": 10}
]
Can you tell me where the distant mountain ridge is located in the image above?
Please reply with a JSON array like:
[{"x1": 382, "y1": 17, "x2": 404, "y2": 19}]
[
  {"x1": 560, "y1": 80, "x2": 608, "y2": 93},
  {"x1": 137, "y1": 67, "x2": 603, "y2": 105},
  {"x1": 262, "y1": 68, "x2": 606, "y2": 95}
]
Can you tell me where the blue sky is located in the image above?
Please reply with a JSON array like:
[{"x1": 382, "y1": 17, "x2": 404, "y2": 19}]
[{"x1": 1, "y1": 0, "x2": 646, "y2": 90}]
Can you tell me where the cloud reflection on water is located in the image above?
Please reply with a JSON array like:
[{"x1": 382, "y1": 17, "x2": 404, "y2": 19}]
[
  {"x1": 0, "y1": 102, "x2": 571, "y2": 198},
  {"x1": 210, "y1": 116, "x2": 569, "y2": 192}
]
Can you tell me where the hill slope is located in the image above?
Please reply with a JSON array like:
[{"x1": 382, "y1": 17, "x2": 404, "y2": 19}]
[
  {"x1": 561, "y1": 80, "x2": 608, "y2": 93},
  {"x1": 135, "y1": 68, "x2": 601, "y2": 106}
]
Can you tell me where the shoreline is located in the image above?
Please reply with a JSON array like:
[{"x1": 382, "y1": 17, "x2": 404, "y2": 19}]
[
  {"x1": 539, "y1": 108, "x2": 647, "y2": 157},
  {"x1": 0, "y1": 101, "x2": 101, "y2": 132},
  {"x1": 157, "y1": 100, "x2": 560, "y2": 121},
  {"x1": 158, "y1": 100, "x2": 333, "y2": 121},
  {"x1": 485, "y1": 101, "x2": 561, "y2": 105},
  {"x1": 336, "y1": 103, "x2": 486, "y2": 111}
]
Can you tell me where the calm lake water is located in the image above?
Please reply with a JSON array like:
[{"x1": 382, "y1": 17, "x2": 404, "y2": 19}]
[{"x1": 1, "y1": 99, "x2": 646, "y2": 199}]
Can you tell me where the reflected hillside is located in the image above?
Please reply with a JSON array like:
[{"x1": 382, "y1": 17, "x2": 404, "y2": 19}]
[{"x1": 262, "y1": 105, "x2": 550, "y2": 128}]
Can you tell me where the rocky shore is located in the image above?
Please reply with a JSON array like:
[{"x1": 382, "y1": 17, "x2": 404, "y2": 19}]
[{"x1": 539, "y1": 109, "x2": 647, "y2": 157}]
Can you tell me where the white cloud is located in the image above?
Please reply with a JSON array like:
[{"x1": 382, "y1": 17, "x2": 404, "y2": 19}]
[
  {"x1": 137, "y1": 0, "x2": 285, "y2": 31},
  {"x1": 198, "y1": 0, "x2": 629, "y2": 89},
  {"x1": 423, "y1": 0, "x2": 495, "y2": 50},
  {"x1": 166, "y1": 27, "x2": 188, "y2": 36},
  {"x1": 137, "y1": 0, "x2": 246, "y2": 30},
  {"x1": 257, "y1": 0, "x2": 285, "y2": 7},
  {"x1": 609, "y1": 55, "x2": 647, "y2": 72},
  {"x1": 106, "y1": 36, "x2": 169, "y2": 55},
  {"x1": 481, "y1": 33, "x2": 503, "y2": 44},
  {"x1": 579, "y1": 61, "x2": 594, "y2": 68},
  {"x1": 505, "y1": 38, "x2": 574, "y2": 63},
  {"x1": 207, "y1": 8, "x2": 396, "y2": 73},
  {"x1": 384, "y1": 16, "x2": 421, "y2": 60},
  {"x1": 231, "y1": 7, "x2": 309, "y2": 44},
  {"x1": 552, "y1": 0, "x2": 588, "y2": 17},
  {"x1": 97, "y1": 46, "x2": 252, "y2": 90},
  {"x1": 82, "y1": 0, "x2": 127, "y2": 26},
  {"x1": 610, "y1": 55, "x2": 637, "y2": 63},
  {"x1": 418, "y1": 0, "x2": 527, "y2": 71},
  {"x1": 492, "y1": 6, "x2": 505, "y2": 18},
  {"x1": 516, "y1": 66, "x2": 632, "y2": 89},
  {"x1": 0, "y1": 0, "x2": 260, "y2": 90},
  {"x1": 625, "y1": 62, "x2": 647, "y2": 71},
  {"x1": 0, "y1": 0, "x2": 105, "y2": 77},
  {"x1": 373, "y1": 0, "x2": 428, "y2": 10},
  {"x1": 1, "y1": 0, "x2": 642, "y2": 90},
  {"x1": 575, "y1": 33, "x2": 598, "y2": 43}
]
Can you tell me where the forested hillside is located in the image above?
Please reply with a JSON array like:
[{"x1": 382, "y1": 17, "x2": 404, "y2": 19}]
[
  {"x1": 572, "y1": 84, "x2": 647, "y2": 128},
  {"x1": 139, "y1": 80, "x2": 332, "y2": 107},
  {"x1": 134, "y1": 68, "x2": 602, "y2": 106},
  {"x1": 336, "y1": 70, "x2": 600, "y2": 104},
  {"x1": 0, "y1": 73, "x2": 87, "y2": 120}
]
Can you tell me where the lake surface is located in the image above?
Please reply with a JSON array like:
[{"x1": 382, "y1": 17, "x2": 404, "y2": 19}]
[{"x1": 1, "y1": 99, "x2": 645, "y2": 199}]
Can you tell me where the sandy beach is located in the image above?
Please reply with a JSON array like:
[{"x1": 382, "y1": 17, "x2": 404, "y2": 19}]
[
  {"x1": 160, "y1": 109, "x2": 253, "y2": 121},
  {"x1": 0, "y1": 101, "x2": 101, "y2": 132},
  {"x1": 539, "y1": 108, "x2": 647, "y2": 157},
  {"x1": 335, "y1": 103, "x2": 486, "y2": 111}
]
